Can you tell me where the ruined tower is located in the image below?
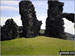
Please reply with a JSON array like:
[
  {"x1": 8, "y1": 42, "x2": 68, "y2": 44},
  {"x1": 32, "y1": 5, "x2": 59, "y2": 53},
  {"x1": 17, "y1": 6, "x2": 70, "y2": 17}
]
[
  {"x1": 19, "y1": 0, "x2": 42, "y2": 38},
  {"x1": 1, "y1": 19, "x2": 18, "y2": 41},
  {"x1": 45, "y1": 0, "x2": 66, "y2": 39}
]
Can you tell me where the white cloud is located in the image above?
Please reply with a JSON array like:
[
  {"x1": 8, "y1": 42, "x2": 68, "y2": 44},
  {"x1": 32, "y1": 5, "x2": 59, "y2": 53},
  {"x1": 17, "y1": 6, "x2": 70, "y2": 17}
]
[
  {"x1": 1, "y1": 16, "x2": 46, "y2": 29},
  {"x1": 1, "y1": 1, "x2": 19, "y2": 11},
  {"x1": 63, "y1": 18, "x2": 74, "y2": 34},
  {"x1": 1, "y1": 6, "x2": 19, "y2": 11},
  {"x1": 32, "y1": 0, "x2": 47, "y2": 7},
  {"x1": 37, "y1": 16, "x2": 47, "y2": 29},
  {"x1": 1, "y1": 16, "x2": 74, "y2": 34},
  {"x1": 1, "y1": 16, "x2": 22, "y2": 26},
  {"x1": 1, "y1": 1, "x2": 19, "y2": 6}
]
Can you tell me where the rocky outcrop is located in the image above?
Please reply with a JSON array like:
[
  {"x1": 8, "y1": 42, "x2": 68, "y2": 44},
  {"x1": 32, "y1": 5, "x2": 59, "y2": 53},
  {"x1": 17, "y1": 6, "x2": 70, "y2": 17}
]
[
  {"x1": 19, "y1": 0, "x2": 42, "y2": 38},
  {"x1": 1, "y1": 19, "x2": 18, "y2": 41},
  {"x1": 45, "y1": 0, "x2": 66, "y2": 39}
]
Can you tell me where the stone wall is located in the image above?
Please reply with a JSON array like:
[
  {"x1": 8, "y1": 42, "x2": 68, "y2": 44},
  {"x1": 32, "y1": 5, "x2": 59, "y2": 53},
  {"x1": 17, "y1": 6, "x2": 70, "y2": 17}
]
[{"x1": 62, "y1": 13, "x2": 74, "y2": 23}]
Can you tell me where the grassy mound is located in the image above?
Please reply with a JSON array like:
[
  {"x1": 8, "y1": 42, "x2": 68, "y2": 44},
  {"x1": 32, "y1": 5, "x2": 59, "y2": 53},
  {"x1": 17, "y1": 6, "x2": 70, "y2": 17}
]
[{"x1": 0, "y1": 36, "x2": 74, "y2": 55}]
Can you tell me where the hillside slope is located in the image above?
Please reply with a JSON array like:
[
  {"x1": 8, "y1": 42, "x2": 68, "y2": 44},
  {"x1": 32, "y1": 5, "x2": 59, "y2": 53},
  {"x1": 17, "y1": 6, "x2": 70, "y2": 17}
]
[{"x1": 1, "y1": 36, "x2": 74, "y2": 55}]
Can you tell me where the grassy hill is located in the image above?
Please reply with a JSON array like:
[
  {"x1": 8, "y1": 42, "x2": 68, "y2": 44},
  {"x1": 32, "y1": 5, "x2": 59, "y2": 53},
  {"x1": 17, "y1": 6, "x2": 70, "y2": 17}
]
[{"x1": 0, "y1": 36, "x2": 74, "y2": 55}]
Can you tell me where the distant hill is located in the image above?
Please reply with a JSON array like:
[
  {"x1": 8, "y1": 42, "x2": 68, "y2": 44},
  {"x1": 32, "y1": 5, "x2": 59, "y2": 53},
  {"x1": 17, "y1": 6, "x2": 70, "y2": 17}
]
[
  {"x1": 40, "y1": 29, "x2": 45, "y2": 35},
  {"x1": 65, "y1": 32, "x2": 75, "y2": 40}
]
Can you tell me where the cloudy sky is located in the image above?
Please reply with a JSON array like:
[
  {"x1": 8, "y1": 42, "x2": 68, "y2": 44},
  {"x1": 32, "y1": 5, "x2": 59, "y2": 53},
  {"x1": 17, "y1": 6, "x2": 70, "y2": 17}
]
[{"x1": 1, "y1": 0, "x2": 74, "y2": 34}]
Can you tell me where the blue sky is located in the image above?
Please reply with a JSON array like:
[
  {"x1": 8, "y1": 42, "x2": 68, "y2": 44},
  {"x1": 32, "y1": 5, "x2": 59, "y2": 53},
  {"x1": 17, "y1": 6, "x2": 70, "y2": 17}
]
[{"x1": 1, "y1": 0, "x2": 75, "y2": 34}]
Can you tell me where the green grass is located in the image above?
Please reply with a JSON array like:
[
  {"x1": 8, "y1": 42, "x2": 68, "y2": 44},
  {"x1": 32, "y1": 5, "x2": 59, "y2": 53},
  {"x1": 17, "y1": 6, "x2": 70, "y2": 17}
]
[{"x1": 0, "y1": 36, "x2": 74, "y2": 55}]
